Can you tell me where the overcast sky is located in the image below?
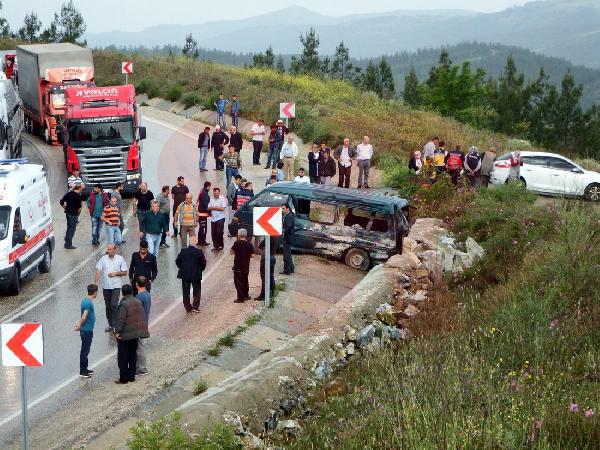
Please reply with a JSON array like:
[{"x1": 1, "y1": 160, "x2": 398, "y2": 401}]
[{"x1": 4, "y1": 0, "x2": 534, "y2": 33}]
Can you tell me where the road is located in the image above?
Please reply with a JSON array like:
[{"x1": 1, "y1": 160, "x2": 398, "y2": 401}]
[{"x1": 0, "y1": 109, "x2": 269, "y2": 447}]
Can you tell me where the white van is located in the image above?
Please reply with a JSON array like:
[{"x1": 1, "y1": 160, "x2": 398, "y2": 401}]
[{"x1": 0, "y1": 159, "x2": 54, "y2": 295}]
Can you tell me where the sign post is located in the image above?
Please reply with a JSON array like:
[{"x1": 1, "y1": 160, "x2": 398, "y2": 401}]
[
  {"x1": 1, "y1": 323, "x2": 44, "y2": 450},
  {"x1": 279, "y1": 102, "x2": 296, "y2": 129},
  {"x1": 253, "y1": 207, "x2": 283, "y2": 308},
  {"x1": 121, "y1": 61, "x2": 133, "y2": 84}
]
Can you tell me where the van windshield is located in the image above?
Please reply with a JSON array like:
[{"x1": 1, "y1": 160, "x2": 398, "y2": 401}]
[{"x1": 0, "y1": 206, "x2": 11, "y2": 240}]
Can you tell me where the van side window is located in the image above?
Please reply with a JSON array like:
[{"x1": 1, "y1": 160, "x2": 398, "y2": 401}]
[
  {"x1": 0, "y1": 205, "x2": 10, "y2": 240},
  {"x1": 248, "y1": 191, "x2": 289, "y2": 207},
  {"x1": 307, "y1": 201, "x2": 336, "y2": 225},
  {"x1": 13, "y1": 208, "x2": 22, "y2": 232},
  {"x1": 341, "y1": 207, "x2": 390, "y2": 233}
]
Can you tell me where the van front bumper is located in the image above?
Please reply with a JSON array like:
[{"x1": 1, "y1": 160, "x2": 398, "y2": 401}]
[{"x1": 0, "y1": 266, "x2": 15, "y2": 288}]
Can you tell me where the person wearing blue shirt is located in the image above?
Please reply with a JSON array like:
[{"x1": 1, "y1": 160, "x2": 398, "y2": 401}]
[
  {"x1": 134, "y1": 276, "x2": 151, "y2": 376},
  {"x1": 75, "y1": 284, "x2": 98, "y2": 378},
  {"x1": 230, "y1": 94, "x2": 240, "y2": 128},
  {"x1": 214, "y1": 93, "x2": 229, "y2": 129}
]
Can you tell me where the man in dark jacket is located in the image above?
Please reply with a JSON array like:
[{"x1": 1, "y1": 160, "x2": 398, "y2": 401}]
[
  {"x1": 281, "y1": 204, "x2": 295, "y2": 275},
  {"x1": 114, "y1": 284, "x2": 149, "y2": 384},
  {"x1": 231, "y1": 228, "x2": 254, "y2": 302},
  {"x1": 229, "y1": 126, "x2": 243, "y2": 153},
  {"x1": 464, "y1": 146, "x2": 482, "y2": 188},
  {"x1": 86, "y1": 184, "x2": 110, "y2": 246},
  {"x1": 319, "y1": 151, "x2": 336, "y2": 185},
  {"x1": 307, "y1": 144, "x2": 323, "y2": 184},
  {"x1": 211, "y1": 125, "x2": 229, "y2": 171},
  {"x1": 255, "y1": 236, "x2": 277, "y2": 301},
  {"x1": 129, "y1": 240, "x2": 158, "y2": 295},
  {"x1": 175, "y1": 236, "x2": 207, "y2": 313},
  {"x1": 138, "y1": 201, "x2": 169, "y2": 256},
  {"x1": 197, "y1": 126, "x2": 211, "y2": 173},
  {"x1": 333, "y1": 138, "x2": 357, "y2": 188},
  {"x1": 196, "y1": 181, "x2": 211, "y2": 246},
  {"x1": 60, "y1": 182, "x2": 83, "y2": 249}
]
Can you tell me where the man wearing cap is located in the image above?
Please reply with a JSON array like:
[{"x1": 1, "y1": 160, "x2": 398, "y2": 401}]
[{"x1": 211, "y1": 125, "x2": 229, "y2": 171}]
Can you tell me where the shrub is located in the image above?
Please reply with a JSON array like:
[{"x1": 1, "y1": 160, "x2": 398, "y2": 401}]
[
  {"x1": 217, "y1": 333, "x2": 235, "y2": 347},
  {"x1": 206, "y1": 346, "x2": 220, "y2": 357},
  {"x1": 166, "y1": 84, "x2": 183, "y2": 102},
  {"x1": 192, "y1": 378, "x2": 208, "y2": 396},
  {"x1": 135, "y1": 78, "x2": 161, "y2": 98},
  {"x1": 181, "y1": 91, "x2": 202, "y2": 109}
]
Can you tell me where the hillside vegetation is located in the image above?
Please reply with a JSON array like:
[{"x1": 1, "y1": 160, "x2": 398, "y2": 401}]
[{"x1": 94, "y1": 51, "x2": 513, "y2": 160}]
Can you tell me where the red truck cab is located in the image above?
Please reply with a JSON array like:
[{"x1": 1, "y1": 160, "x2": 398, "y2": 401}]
[{"x1": 63, "y1": 84, "x2": 146, "y2": 194}]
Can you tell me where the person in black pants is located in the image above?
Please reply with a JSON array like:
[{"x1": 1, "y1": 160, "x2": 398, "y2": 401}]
[
  {"x1": 113, "y1": 284, "x2": 149, "y2": 384},
  {"x1": 59, "y1": 182, "x2": 83, "y2": 249},
  {"x1": 129, "y1": 240, "x2": 158, "y2": 295},
  {"x1": 211, "y1": 126, "x2": 229, "y2": 171},
  {"x1": 196, "y1": 181, "x2": 211, "y2": 246},
  {"x1": 175, "y1": 236, "x2": 207, "y2": 313},
  {"x1": 207, "y1": 187, "x2": 227, "y2": 252},
  {"x1": 255, "y1": 236, "x2": 277, "y2": 300},
  {"x1": 230, "y1": 228, "x2": 254, "y2": 302},
  {"x1": 281, "y1": 204, "x2": 295, "y2": 275}
]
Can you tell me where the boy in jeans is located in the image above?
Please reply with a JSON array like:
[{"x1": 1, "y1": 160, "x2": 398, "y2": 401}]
[{"x1": 75, "y1": 284, "x2": 98, "y2": 378}]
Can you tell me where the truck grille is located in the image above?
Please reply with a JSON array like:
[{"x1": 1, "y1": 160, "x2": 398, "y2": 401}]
[{"x1": 75, "y1": 146, "x2": 128, "y2": 188}]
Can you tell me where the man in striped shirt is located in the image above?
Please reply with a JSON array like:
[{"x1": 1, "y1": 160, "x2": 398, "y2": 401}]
[
  {"x1": 101, "y1": 197, "x2": 121, "y2": 246},
  {"x1": 67, "y1": 168, "x2": 84, "y2": 190}
]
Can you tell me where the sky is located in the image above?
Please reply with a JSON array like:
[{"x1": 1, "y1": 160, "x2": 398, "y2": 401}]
[{"x1": 3, "y1": 0, "x2": 535, "y2": 33}]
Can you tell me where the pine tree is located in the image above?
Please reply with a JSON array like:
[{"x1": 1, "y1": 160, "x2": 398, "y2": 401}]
[
  {"x1": 52, "y1": 0, "x2": 86, "y2": 43},
  {"x1": 0, "y1": 1, "x2": 10, "y2": 38},
  {"x1": 181, "y1": 34, "x2": 199, "y2": 59},
  {"x1": 550, "y1": 71, "x2": 584, "y2": 150},
  {"x1": 403, "y1": 66, "x2": 422, "y2": 107},
  {"x1": 493, "y1": 56, "x2": 529, "y2": 134},
  {"x1": 18, "y1": 12, "x2": 42, "y2": 42},
  {"x1": 40, "y1": 22, "x2": 58, "y2": 43},
  {"x1": 527, "y1": 68, "x2": 552, "y2": 145},
  {"x1": 298, "y1": 28, "x2": 321, "y2": 75},
  {"x1": 252, "y1": 46, "x2": 275, "y2": 69},
  {"x1": 378, "y1": 57, "x2": 395, "y2": 99},
  {"x1": 276, "y1": 56, "x2": 285, "y2": 73},
  {"x1": 331, "y1": 41, "x2": 353, "y2": 80}
]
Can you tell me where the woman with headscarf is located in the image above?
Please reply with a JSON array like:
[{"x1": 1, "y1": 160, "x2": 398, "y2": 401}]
[
  {"x1": 507, "y1": 150, "x2": 523, "y2": 183},
  {"x1": 408, "y1": 150, "x2": 423, "y2": 174}
]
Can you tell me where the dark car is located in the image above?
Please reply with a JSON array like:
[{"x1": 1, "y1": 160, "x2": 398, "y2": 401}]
[{"x1": 229, "y1": 182, "x2": 410, "y2": 270}]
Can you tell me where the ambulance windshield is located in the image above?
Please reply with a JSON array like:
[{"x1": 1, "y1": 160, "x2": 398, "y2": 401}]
[
  {"x1": 68, "y1": 118, "x2": 135, "y2": 148},
  {"x1": 0, "y1": 206, "x2": 10, "y2": 240}
]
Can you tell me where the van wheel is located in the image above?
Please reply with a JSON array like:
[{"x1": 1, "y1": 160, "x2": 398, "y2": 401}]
[
  {"x1": 584, "y1": 183, "x2": 600, "y2": 202},
  {"x1": 8, "y1": 266, "x2": 20, "y2": 296},
  {"x1": 39, "y1": 246, "x2": 52, "y2": 273},
  {"x1": 344, "y1": 248, "x2": 370, "y2": 271}
]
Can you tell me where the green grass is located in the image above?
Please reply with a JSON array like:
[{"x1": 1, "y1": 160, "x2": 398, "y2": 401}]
[
  {"x1": 192, "y1": 378, "x2": 208, "y2": 396},
  {"x1": 217, "y1": 333, "x2": 236, "y2": 347},
  {"x1": 206, "y1": 346, "x2": 221, "y2": 357}
]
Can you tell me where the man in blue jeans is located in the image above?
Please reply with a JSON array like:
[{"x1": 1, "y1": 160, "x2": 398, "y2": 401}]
[
  {"x1": 197, "y1": 126, "x2": 211, "y2": 173},
  {"x1": 214, "y1": 93, "x2": 229, "y2": 128},
  {"x1": 86, "y1": 184, "x2": 110, "y2": 246},
  {"x1": 75, "y1": 284, "x2": 98, "y2": 378},
  {"x1": 230, "y1": 94, "x2": 240, "y2": 127},
  {"x1": 139, "y1": 200, "x2": 169, "y2": 256},
  {"x1": 60, "y1": 182, "x2": 83, "y2": 249}
]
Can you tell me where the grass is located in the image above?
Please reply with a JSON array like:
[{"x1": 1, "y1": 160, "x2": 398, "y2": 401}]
[
  {"x1": 217, "y1": 333, "x2": 236, "y2": 347},
  {"x1": 268, "y1": 281, "x2": 287, "y2": 308},
  {"x1": 192, "y1": 378, "x2": 208, "y2": 396},
  {"x1": 206, "y1": 346, "x2": 221, "y2": 357}
]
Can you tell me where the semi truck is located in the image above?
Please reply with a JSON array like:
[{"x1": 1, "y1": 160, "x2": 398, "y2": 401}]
[
  {"x1": 0, "y1": 51, "x2": 16, "y2": 80},
  {"x1": 62, "y1": 84, "x2": 146, "y2": 194},
  {"x1": 0, "y1": 79, "x2": 24, "y2": 159},
  {"x1": 16, "y1": 43, "x2": 94, "y2": 146}
]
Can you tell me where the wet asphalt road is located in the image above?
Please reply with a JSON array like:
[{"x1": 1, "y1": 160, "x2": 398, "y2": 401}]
[{"x1": 0, "y1": 113, "x2": 246, "y2": 441}]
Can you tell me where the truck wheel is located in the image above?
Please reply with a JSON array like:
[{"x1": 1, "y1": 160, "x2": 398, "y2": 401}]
[
  {"x1": 7, "y1": 266, "x2": 20, "y2": 296},
  {"x1": 344, "y1": 248, "x2": 370, "y2": 271},
  {"x1": 38, "y1": 246, "x2": 52, "y2": 273}
]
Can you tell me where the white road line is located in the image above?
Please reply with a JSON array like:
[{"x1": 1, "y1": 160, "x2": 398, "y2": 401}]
[
  {"x1": 0, "y1": 250, "x2": 229, "y2": 428},
  {"x1": 143, "y1": 115, "x2": 198, "y2": 140}
]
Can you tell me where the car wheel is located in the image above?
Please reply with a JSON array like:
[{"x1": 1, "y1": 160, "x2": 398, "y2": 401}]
[
  {"x1": 344, "y1": 248, "x2": 370, "y2": 271},
  {"x1": 8, "y1": 266, "x2": 20, "y2": 296},
  {"x1": 519, "y1": 177, "x2": 527, "y2": 188},
  {"x1": 584, "y1": 183, "x2": 600, "y2": 202},
  {"x1": 39, "y1": 246, "x2": 52, "y2": 273}
]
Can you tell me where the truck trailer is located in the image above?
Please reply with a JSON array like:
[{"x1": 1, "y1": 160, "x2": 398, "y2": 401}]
[
  {"x1": 0, "y1": 79, "x2": 24, "y2": 159},
  {"x1": 16, "y1": 43, "x2": 94, "y2": 146},
  {"x1": 62, "y1": 84, "x2": 146, "y2": 194}
]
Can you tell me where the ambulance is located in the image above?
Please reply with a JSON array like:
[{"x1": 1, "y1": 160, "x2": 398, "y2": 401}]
[{"x1": 0, "y1": 159, "x2": 54, "y2": 295}]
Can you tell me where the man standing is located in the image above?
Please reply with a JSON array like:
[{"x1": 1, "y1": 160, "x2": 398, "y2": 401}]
[
  {"x1": 214, "y1": 93, "x2": 229, "y2": 128},
  {"x1": 307, "y1": 144, "x2": 322, "y2": 184},
  {"x1": 255, "y1": 237, "x2": 276, "y2": 301},
  {"x1": 433, "y1": 140, "x2": 447, "y2": 175},
  {"x1": 281, "y1": 204, "x2": 295, "y2": 275},
  {"x1": 319, "y1": 151, "x2": 336, "y2": 185},
  {"x1": 508, "y1": 150, "x2": 523, "y2": 183},
  {"x1": 67, "y1": 168, "x2": 83, "y2": 190},
  {"x1": 139, "y1": 200, "x2": 169, "y2": 256},
  {"x1": 280, "y1": 136, "x2": 298, "y2": 181},
  {"x1": 211, "y1": 125, "x2": 229, "y2": 171},
  {"x1": 171, "y1": 176, "x2": 189, "y2": 238},
  {"x1": 86, "y1": 184, "x2": 110, "y2": 246},
  {"x1": 129, "y1": 240, "x2": 158, "y2": 294},
  {"x1": 230, "y1": 94, "x2": 240, "y2": 128},
  {"x1": 294, "y1": 168, "x2": 310, "y2": 183},
  {"x1": 74, "y1": 284, "x2": 98, "y2": 378},
  {"x1": 133, "y1": 182, "x2": 154, "y2": 231},
  {"x1": 114, "y1": 284, "x2": 149, "y2": 384},
  {"x1": 60, "y1": 182, "x2": 82, "y2": 249},
  {"x1": 134, "y1": 276, "x2": 151, "y2": 376},
  {"x1": 229, "y1": 126, "x2": 243, "y2": 153},
  {"x1": 222, "y1": 144, "x2": 241, "y2": 188},
  {"x1": 334, "y1": 138, "x2": 356, "y2": 189},
  {"x1": 270, "y1": 119, "x2": 288, "y2": 169},
  {"x1": 231, "y1": 228, "x2": 254, "y2": 303},
  {"x1": 101, "y1": 197, "x2": 122, "y2": 246},
  {"x1": 112, "y1": 182, "x2": 126, "y2": 240},
  {"x1": 251, "y1": 119, "x2": 265, "y2": 165},
  {"x1": 95, "y1": 243, "x2": 128, "y2": 332},
  {"x1": 176, "y1": 236, "x2": 207, "y2": 313},
  {"x1": 174, "y1": 193, "x2": 198, "y2": 246},
  {"x1": 464, "y1": 147, "x2": 482, "y2": 188},
  {"x1": 158, "y1": 186, "x2": 171, "y2": 248},
  {"x1": 445, "y1": 145, "x2": 465, "y2": 186},
  {"x1": 423, "y1": 136, "x2": 439, "y2": 162},
  {"x1": 265, "y1": 123, "x2": 278, "y2": 169},
  {"x1": 480, "y1": 146, "x2": 497, "y2": 188},
  {"x1": 196, "y1": 181, "x2": 211, "y2": 246},
  {"x1": 356, "y1": 135, "x2": 374, "y2": 189},
  {"x1": 197, "y1": 126, "x2": 211, "y2": 173},
  {"x1": 227, "y1": 175, "x2": 242, "y2": 225},
  {"x1": 208, "y1": 187, "x2": 227, "y2": 252}
]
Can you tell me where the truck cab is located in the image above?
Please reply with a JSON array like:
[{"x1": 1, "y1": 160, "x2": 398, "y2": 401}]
[{"x1": 63, "y1": 85, "x2": 146, "y2": 194}]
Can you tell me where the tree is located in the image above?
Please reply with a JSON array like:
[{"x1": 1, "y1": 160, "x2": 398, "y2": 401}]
[
  {"x1": 549, "y1": 71, "x2": 584, "y2": 150},
  {"x1": 181, "y1": 34, "x2": 199, "y2": 59},
  {"x1": 403, "y1": 66, "x2": 422, "y2": 107},
  {"x1": 252, "y1": 46, "x2": 274, "y2": 69},
  {"x1": 378, "y1": 57, "x2": 395, "y2": 99},
  {"x1": 359, "y1": 61, "x2": 380, "y2": 95},
  {"x1": 296, "y1": 28, "x2": 320, "y2": 75},
  {"x1": 331, "y1": 41, "x2": 353, "y2": 81},
  {"x1": 18, "y1": 12, "x2": 42, "y2": 42},
  {"x1": 0, "y1": 1, "x2": 10, "y2": 38},
  {"x1": 52, "y1": 0, "x2": 86, "y2": 43},
  {"x1": 493, "y1": 56, "x2": 529, "y2": 135},
  {"x1": 40, "y1": 22, "x2": 59, "y2": 42},
  {"x1": 276, "y1": 56, "x2": 285, "y2": 73},
  {"x1": 526, "y1": 68, "x2": 552, "y2": 145}
]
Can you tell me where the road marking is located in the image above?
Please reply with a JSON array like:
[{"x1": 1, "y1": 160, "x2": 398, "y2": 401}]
[{"x1": 143, "y1": 115, "x2": 198, "y2": 140}]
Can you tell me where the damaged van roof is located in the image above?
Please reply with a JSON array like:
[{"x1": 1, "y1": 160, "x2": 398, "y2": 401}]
[{"x1": 265, "y1": 181, "x2": 409, "y2": 213}]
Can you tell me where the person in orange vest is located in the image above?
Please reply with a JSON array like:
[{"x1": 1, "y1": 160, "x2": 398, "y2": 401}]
[{"x1": 445, "y1": 145, "x2": 465, "y2": 186}]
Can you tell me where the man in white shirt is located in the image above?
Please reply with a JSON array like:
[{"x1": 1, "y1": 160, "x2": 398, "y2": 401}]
[
  {"x1": 355, "y1": 135, "x2": 374, "y2": 189},
  {"x1": 251, "y1": 119, "x2": 266, "y2": 166},
  {"x1": 280, "y1": 136, "x2": 299, "y2": 181},
  {"x1": 423, "y1": 136, "x2": 439, "y2": 161},
  {"x1": 208, "y1": 187, "x2": 228, "y2": 252},
  {"x1": 67, "y1": 168, "x2": 84, "y2": 190},
  {"x1": 294, "y1": 168, "x2": 310, "y2": 183},
  {"x1": 95, "y1": 243, "x2": 128, "y2": 332},
  {"x1": 333, "y1": 137, "x2": 357, "y2": 188}
]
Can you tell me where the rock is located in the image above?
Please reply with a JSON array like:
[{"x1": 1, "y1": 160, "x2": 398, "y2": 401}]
[
  {"x1": 278, "y1": 376, "x2": 295, "y2": 389},
  {"x1": 415, "y1": 267, "x2": 429, "y2": 279},
  {"x1": 402, "y1": 237, "x2": 418, "y2": 253},
  {"x1": 335, "y1": 343, "x2": 347, "y2": 360},
  {"x1": 242, "y1": 432, "x2": 264, "y2": 449},
  {"x1": 345, "y1": 342, "x2": 355, "y2": 356},
  {"x1": 356, "y1": 324, "x2": 375, "y2": 348},
  {"x1": 222, "y1": 411, "x2": 245, "y2": 435},
  {"x1": 403, "y1": 304, "x2": 420, "y2": 317},
  {"x1": 343, "y1": 326, "x2": 357, "y2": 342},
  {"x1": 264, "y1": 409, "x2": 279, "y2": 431},
  {"x1": 376, "y1": 303, "x2": 395, "y2": 325},
  {"x1": 463, "y1": 237, "x2": 485, "y2": 268},
  {"x1": 314, "y1": 359, "x2": 332, "y2": 380},
  {"x1": 385, "y1": 252, "x2": 421, "y2": 270},
  {"x1": 406, "y1": 290, "x2": 428, "y2": 305},
  {"x1": 372, "y1": 320, "x2": 385, "y2": 337},
  {"x1": 305, "y1": 378, "x2": 317, "y2": 389},
  {"x1": 396, "y1": 272, "x2": 411, "y2": 288},
  {"x1": 277, "y1": 419, "x2": 302, "y2": 437}
]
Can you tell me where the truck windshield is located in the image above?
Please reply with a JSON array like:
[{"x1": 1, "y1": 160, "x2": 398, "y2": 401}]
[
  {"x1": 68, "y1": 119, "x2": 135, "y2": 148},
  {"x1": 0, "y1": 206, "x2": 10, "y2": 241}
]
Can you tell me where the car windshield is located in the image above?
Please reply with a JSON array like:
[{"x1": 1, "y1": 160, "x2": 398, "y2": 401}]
[
  {"x1": 0, "y1": 205, "x2": 10, "y2": 241},
  {"x1": 68, "y1": 118, "x2": 134, "y2": 148}
]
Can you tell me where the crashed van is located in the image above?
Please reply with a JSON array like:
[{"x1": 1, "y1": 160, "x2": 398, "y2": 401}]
[{"x1": 229, "y1": 182, "x2": 410, "y2": 270}]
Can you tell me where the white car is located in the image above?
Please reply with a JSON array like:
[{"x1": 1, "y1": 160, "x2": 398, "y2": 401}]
[{"x1": 490, "y1": 151, "x2": 600, "y2": 201}]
